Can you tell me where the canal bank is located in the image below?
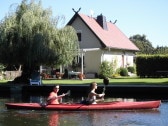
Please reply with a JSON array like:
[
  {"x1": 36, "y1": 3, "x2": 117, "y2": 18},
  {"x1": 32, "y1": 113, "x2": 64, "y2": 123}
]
[{"x1": 1, "y1": 84, "x2": 168, "y2": 99}]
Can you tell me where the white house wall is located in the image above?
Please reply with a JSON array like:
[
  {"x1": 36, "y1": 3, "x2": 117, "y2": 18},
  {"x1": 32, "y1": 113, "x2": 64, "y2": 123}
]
[
  {"x1": 70, "y1": 17, "x2": 102, "y2": 49},
  {"x1": 102, "y1": 50, "x2": 135, "y2": 69},
  {"x1": 84, "y1": 49, "x2": 135, "y2": 74},
  {"x1": 84, "y1": 50, "x2": 102, "y2": 74},
  {"x1": 102, "y1": 53, "x2": 122, "y2": 68},
  {"x1": 123, "y1": 51, "x2": 135, "y2": 67}
]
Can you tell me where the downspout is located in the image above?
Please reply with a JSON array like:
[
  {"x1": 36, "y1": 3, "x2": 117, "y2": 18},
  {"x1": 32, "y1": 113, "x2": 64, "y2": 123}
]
[{"x1": 81, "y1": 49, "x2": 84, "y2": 80}]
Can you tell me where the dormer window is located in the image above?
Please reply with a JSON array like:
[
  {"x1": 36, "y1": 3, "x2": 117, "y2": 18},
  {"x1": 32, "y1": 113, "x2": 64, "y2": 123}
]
[{"x1": 77, "y1": 30, "x2": 82, "y2": 42}]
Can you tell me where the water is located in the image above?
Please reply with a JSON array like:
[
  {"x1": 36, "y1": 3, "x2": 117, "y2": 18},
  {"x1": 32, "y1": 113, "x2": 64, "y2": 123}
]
[{"x1": 0, "y1": 95, "x2": 168, "y2": 126}]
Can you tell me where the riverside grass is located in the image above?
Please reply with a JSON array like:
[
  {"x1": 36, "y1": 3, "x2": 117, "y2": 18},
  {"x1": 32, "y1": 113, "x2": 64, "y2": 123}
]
[
  {"x1": 42, "y1": 77, "x2": 168, "y2": 85},
  {"x1": 0, "y1": 77, "x2": 168, "y2": 85}
]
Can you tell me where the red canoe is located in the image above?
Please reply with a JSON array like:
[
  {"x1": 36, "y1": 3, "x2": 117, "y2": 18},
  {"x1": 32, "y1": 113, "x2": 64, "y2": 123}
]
[{"x1": 5, "y1": 100, "x2": 161, "y2": 111}]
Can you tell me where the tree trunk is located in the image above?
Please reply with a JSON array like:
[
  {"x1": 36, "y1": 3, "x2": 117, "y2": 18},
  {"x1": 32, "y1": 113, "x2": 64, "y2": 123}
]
[{"x1": 12, "y1": 65, "x2": 38, "y2": 84}]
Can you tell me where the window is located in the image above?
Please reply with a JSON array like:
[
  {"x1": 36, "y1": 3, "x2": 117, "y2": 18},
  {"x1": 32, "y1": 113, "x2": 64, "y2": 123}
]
[{"x1": 77, "y1": 30, "x2": 82, "y2": 42}]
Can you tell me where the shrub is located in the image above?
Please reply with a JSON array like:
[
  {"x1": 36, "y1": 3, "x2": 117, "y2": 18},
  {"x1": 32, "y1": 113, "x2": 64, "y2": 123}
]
[
  {"x1": 127, "y1": 66, "x2": 135, "y2": 73},
  {"x1": 119, "y1": 67, "x2": 128, "y2": 76},
  {"x1": 99, "y1": 61, "x2": 113, "y2": 78}
]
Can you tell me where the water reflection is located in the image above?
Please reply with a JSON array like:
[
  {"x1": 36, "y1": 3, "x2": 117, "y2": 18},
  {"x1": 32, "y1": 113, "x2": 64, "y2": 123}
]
[
  {"x1": 48, "y1": 112, "x2": 59, "y2": 126},
  {"x1": 46, "y1": 109, "x2": 160, "y2": 126}
]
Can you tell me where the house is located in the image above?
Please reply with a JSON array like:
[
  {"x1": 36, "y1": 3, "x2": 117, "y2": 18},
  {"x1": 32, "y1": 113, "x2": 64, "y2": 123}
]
[
  {"x1": 67, "y1": 12, "x2": 139, "y2": 78},
  {"x1": 67, "y1": 11, "x2": 139, "y2": 78}
]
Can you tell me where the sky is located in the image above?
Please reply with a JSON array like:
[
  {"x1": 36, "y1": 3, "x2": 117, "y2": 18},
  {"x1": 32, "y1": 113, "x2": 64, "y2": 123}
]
[{"x1": 1, "y1": 0, "x2": 168, "y2": 47}]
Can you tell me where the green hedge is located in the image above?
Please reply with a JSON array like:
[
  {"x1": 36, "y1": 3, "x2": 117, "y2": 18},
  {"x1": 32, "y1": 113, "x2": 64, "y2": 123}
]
[{"x1": 136, "y1": 55, "x2": 168, "y2": 77}]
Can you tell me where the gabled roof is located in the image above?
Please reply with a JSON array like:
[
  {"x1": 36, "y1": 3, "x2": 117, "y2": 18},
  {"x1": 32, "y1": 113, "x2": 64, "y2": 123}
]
[{"x1": 67, "y1": 13, "x2": 139, "y2": 51}]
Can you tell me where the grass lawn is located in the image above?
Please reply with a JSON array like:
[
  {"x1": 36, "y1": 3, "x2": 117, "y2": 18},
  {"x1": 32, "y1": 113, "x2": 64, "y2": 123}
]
[
  {"x1": 41, "y1": 77, "x2": 168, "y2": 85},
  {"x1": 0, "y1": 77, "x2": 168, "y2": 85}
]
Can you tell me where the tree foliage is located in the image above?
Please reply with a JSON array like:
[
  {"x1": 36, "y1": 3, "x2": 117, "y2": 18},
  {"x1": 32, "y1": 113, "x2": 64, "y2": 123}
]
[
  {"x1": 129, "y1": 34, "x2": 154, "y2": 54},
  {"x1": 153, "y1": 46, "x2": 168, "y2": 54},
  {"x1": 0, "y1": 0, "x2": 78, "y2": 70},
  {"x1": 130, "y1": 34, "x2": 168, "y2": 55}
]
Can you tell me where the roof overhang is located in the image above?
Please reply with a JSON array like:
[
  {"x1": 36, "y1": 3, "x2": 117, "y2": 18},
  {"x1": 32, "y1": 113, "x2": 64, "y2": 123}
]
[{"x1": 80, "y1": 48, "x2": 100, "y2": 52}]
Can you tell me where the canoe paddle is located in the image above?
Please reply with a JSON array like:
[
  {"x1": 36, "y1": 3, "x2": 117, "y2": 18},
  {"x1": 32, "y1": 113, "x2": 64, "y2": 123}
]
[
  {"x1": 103, "y1": 77, "x2": 109, "y2": 94},
  {"x1": 64, "y1": 90, "x2": 71, "y2": 97}
]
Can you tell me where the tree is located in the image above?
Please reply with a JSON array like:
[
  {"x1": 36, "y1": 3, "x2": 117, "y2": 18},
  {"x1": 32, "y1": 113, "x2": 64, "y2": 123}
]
[
  {"x1": 0, "y1": 0, "x2": 79, "y2": 83},
  {"x1": 129, "y1": 34, "x2": 154, "y2": 54},
  {"x1": 153, "y1": 46, "x2": 168, "y2": 54}
]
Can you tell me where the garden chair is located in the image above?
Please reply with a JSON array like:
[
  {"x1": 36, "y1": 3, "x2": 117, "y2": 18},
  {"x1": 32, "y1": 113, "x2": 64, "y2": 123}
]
[{"x1": 30, "y1": 71, "x2": 42, "y2": 85}]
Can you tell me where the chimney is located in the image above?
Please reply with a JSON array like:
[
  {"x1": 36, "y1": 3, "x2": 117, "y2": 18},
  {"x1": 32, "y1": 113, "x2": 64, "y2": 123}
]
[{"x1": 96, "y1": 14, "x2": 108, "y2": 30}]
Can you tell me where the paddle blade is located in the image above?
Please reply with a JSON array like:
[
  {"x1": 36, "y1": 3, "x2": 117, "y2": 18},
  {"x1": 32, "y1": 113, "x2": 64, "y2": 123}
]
[
  {"x1": 103, "y1": 86, "x2": 106, "y2": 93},
  {"x1": 103, "y1": 77, "x2": 109, "y2": 86},
  {"x1": 102, "y1": 86, "x2": 106, "y2": 94},
  {"x1": 65, "y1": 90, "x2": 71, "y2": 96}
]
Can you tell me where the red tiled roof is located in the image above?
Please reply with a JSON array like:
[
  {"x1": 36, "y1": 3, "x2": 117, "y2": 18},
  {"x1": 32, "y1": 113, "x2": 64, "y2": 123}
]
[{"x1": 79, "y1": 13, "x2": 139, "y2": 51}]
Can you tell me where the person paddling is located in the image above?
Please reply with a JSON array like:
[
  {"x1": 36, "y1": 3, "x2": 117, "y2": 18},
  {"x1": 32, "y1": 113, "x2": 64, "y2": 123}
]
[
  {"x1": 84, "y1": 82, "x2": 105, "y2": 104},
  {"x1": 47, "y1": 85, "x2": 66, "y2": 104}
]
